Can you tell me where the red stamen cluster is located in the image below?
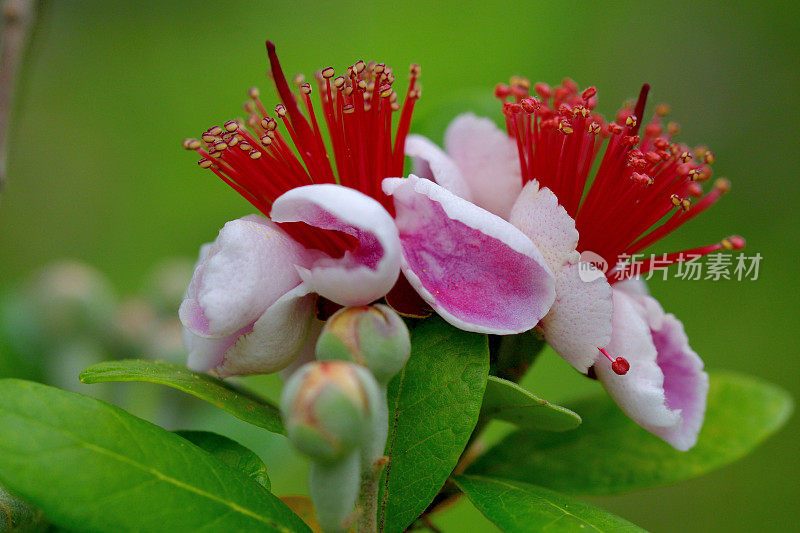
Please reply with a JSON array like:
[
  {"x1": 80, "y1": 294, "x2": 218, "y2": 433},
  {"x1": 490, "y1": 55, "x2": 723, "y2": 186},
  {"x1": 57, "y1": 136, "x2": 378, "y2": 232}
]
[
  {"x1": 496, "y1": 78, "x2": 744, "y2": 282},
  {"x1": 183, "y1": 41, "x2": 420, "y2": 257}
]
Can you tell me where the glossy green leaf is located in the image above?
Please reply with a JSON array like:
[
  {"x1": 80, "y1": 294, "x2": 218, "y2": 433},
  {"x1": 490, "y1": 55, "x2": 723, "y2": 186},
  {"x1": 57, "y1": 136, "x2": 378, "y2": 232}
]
[
  {"x1": 454, "y1": 475, "x2": 645, "y2": 532},
  {"x1": 378, "y1": 317, "x2": 489, "y2": 533},
  {"x1": 174, "y1": 430, "x2": 270, "y2": 491},
  {"x1": 0, "y1": 485, "x2": 48, "y2": 532},
  {"x1": 469, "y1": 372, "x2": 793, "y2": 495},
  {"x1": 80, "y1": 359, "x2": 284, "y2": 434},
  {"x1": 0, "y1": 379, "x2": 309, "y2": 532},
  {"x1": 480, "y1": 376, "x2": 582, "y2": 432}
]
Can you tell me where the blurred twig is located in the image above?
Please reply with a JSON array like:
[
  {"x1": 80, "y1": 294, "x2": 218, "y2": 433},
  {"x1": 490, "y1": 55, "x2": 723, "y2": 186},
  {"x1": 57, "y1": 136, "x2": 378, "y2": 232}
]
[{"x1": 0, "y1": 0, "x2": 35, "y2": 197}]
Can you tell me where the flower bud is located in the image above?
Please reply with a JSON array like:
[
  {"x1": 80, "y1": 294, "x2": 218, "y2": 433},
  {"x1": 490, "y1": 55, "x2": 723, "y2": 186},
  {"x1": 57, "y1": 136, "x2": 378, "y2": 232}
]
[
  {"x1": 315, "y1": 304, "x2": 411, "y2": 383},
  {"x1": 280, "y1": 360, "x2": 379, "y2": 464}
]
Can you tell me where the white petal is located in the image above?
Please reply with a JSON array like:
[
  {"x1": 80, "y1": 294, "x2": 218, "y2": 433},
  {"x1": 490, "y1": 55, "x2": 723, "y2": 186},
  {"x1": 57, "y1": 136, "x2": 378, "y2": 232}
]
[
  {"x1": 383, "y1": 175, "x2": 555, "y2": 334},
  {"x1": 509, "y1": 180, "x2": 580, "y2": 273},
  {"x1": 596, "y1": 291, "x2": 683, "y2": 444},
  {"x1": 444, "y1": 113, "x2": 522, "y2": 219},
  {"x1": 405, "y1": 134, "x2": 473, "y2": 201},
  {"x1": 541, "y1": 263, "x2": 613, "y2": 373},
  {"x1": 279, "y1": 318, "x2": 325, "y2": 381},
  {"x1": 270, "y1": 184, "x2": 402, "y2": 306},
  {"x1": 179, "y1": 215, "x2": 309, "y2": 338},
  {"x1": 615, "y1": 293, "x2": 709, "y2": 450},
  {"x1": 215, "y1": 284, "x2": 317, "y2": 377}
]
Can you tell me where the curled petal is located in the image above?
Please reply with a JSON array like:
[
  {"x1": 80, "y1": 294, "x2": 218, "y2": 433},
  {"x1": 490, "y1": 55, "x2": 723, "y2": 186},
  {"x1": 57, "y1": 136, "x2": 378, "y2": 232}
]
[
  {"x1": 179, "y1": 215, "x2": 309, "y2": 338},
  {"x1": 597, "y1": 290, "x2": 708, "y2": 451},
  {"x1": 271, "y1": 184, "x2": 402, "y2": 306},
  {"x1": 183, "y1": 323, "x2": 253, "y2": 373},
  {"x1": 444, "y1": 113, "x2": 522, "y2": 219},
  {"x1": 541, "y1": 263, "x2": 613, "y2": 373},
  {"x1": 383, "y1": 175, "x2": 555, "y2": 334},
  {"x1": 405, "y1": 134, "x2": 473, "y2": 201},
  {"x1": 509, "y1": 180, "x2": 580, "y2": 272},
  {"x1": 216, "y1": 284, "x2": 317, "y2": 378}
]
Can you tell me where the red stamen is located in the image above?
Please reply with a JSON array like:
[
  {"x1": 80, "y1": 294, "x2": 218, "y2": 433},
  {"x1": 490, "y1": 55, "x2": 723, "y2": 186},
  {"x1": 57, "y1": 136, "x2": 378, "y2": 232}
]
[
  {"x1": 599, "y1": 347, "x2": 630, "y2": 375},
  {"x1": 186, "y1": 43, "x2": 420, "y2": 255},
  {"x1": 500, "y1": 77, "x2": 742, "y2": 280}
]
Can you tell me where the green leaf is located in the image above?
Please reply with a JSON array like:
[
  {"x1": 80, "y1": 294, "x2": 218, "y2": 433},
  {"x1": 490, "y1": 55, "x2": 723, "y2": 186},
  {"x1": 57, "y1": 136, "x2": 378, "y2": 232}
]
[
  {"x1": 80, "y1": 359, "x2": 284, "y2": 434},
  {"x1": 379, "y1": 317, "x2": 489, "y2": 533},
  {"x1": 174, "y1": 430, "x2": 270, "y2": 491},
  {"x1": 0, "y1": 379, "x2": 310, "y2": 532},
  {"x1": 469, "y1": 372, "x2": 793, "y2": 495},
  {"x1": 480, "y1": 376, "x2": 582, "y2": 432},
  {"x1": 0, "y1": 485, "x2": 48, "y2": 532},
  {"x1": 454, "y1": 475, "x2": 645, "y2": 532}
]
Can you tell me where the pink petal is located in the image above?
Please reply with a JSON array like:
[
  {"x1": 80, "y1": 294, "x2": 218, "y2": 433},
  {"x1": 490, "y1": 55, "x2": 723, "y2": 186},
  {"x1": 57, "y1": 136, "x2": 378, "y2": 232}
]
[
  {"x1": 444, "y1": 113, "x2": 522, "y2": 219},
  {"x1": 215, "y1": 284, "x2": 318, "y2": 377},
  {"x1": 178, "y1": 215, "x2": 309, "y2": 338},
  {"x1": 383, "y1": 175, "x2": 555, "y2": 334},
  {"x1": 541, "y1": 263, "x2": 613, "y2": 373},
  {"x1": 509, "y1": 180, "x2": 580, "y2": 273},
  {"x1": 270, "y1": 184, "x2": 401, "y2": 307},
  {"x1": 596, "y1": 290, "x2": 708, "y2": 451},
  {"x1": 405, "y1": 134, "x2": 473, "y2": 201}
]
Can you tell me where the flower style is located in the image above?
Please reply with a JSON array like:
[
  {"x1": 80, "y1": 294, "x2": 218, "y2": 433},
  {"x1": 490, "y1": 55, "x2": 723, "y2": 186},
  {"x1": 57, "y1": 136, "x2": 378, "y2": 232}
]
[
  {"x1": 408, "y1": 80, "x2": 742, "y2": 449},
  {"x1": 179, "y1": 43, "x2": 556, "y2": 377}
]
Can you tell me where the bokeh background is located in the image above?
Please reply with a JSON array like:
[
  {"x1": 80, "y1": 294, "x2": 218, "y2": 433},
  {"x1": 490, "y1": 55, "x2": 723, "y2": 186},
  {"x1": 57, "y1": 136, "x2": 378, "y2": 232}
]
[{"x1": 1, "y1": 1, "x2": 797, "y2": 531}]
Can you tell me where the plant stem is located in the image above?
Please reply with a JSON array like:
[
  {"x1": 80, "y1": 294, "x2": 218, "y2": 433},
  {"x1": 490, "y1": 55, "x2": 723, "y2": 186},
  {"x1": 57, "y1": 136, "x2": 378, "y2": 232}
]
[
  {"x1": 0, "y1": 0, "x2": 36, "y2": 197},
  {"x1": 357, "y1": 383, "x2": 389, "y2": 533}
]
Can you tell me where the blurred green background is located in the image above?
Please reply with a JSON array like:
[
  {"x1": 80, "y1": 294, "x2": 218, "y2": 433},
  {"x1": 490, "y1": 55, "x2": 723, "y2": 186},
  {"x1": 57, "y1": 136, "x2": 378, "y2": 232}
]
[{"x1": 1, "y1": 0, "x2": 797, "y2": 531}]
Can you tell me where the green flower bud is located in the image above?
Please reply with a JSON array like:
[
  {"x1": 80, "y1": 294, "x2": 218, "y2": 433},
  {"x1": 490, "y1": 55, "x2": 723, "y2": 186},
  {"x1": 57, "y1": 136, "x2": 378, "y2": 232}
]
[
  {"x1": 281, "y1": 360, "x2": 379, "y2": 465},
  {"x1": 316, "y1": 304, "x2": 411, "y2": 383}
]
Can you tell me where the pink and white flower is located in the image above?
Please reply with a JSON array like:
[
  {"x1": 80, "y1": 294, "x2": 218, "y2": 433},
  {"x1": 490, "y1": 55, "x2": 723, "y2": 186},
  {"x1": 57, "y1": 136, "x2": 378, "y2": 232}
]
[
  {"x1": 178, "y1": 44, "x2": 555, "y2": 377},
  {"x1": 407, "y1": 80, "x2": 742, "y2": 450}
]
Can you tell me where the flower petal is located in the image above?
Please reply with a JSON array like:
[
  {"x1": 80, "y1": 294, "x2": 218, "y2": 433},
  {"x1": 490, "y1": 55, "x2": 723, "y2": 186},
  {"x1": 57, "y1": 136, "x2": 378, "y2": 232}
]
[
  {"x1": 595, "y1": 291, "x2": 678, "y2": 431},
  {"x1": 383, "y1": 175, "x2": 555, "y2": 334},
  {"x1": 279, "y1": 319, "x2": 325, "y2": 381},
  {"x1": 183, "y1": 323, "x2": 253, "y2": 373},
  {"x1": 215, "y1": 284, "x2": 317, "y2": 378},
  {"x1": 596, "y1": 290, "x2": 708, "y2": 450},
  {"x1": 405, "y1": 134, "x2": 473, "y2": 201},
  {"x1": 270, "y1": 184, "x2": 401, "y2": 307},
  {"x1": 178, "y1": 215, "x2": 309, "y2": 338},
  {"x1": 509, "y1": 180, "x2": 580, "y2": 272},
  {"x1": 613, "y1": 276, "x2": 650, "y2": 297},
  {"x1": 444, "y1": 113, "x2": 522, "y2": 219},
  {"x1": 541, "y1": 263, "x2": 612, "y2": 373}
]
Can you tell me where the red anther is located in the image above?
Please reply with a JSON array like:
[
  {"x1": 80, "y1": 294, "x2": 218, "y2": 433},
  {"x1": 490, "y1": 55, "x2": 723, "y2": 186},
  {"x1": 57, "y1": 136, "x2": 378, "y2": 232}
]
[
  {"x1": 495, "y1": 83, "x2": 512, "y2": 99},
  {"x1": 554, "y1": 86, "x2": 571, "y2": 102},
  {"x1": 645, "y1": 151, "x2": 662, "y2": 164},
  {"x1": 612, "y1": 357, "x2": 630, "y2": 375},
  {"x1": 653, "y1": 137, "x2": 669, "y2": 150},
  {"x1": 562, "y1": 78, "x2": 578, "y2": 93},
  {"x1": 631, "y1": 172, "x2": 654, "y2": 186},
  {"x1": 723, "y1": 235, "x2": 746, "y2": 250},
  {"x1": 687, "y1": 182, "x2": 703, "y2": 197},
  {"x1": 623, "y1": 135, "x2": 640, "y2": 146},
  {"x1": 608, "y1": 123, "x2": 624, "y2": 135},
  {"x1": 582, "y1": 86, "x2": 597, "y2": 100},
  {"x1": 520, "y1": 97, "x2": 540, "y2": 113},
  {"x1": 645, "y1": 123, "x2": 663, "y2": 137},
  {"x1": 534, "y1": 82, "x2": 552, "y2": 100}
]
